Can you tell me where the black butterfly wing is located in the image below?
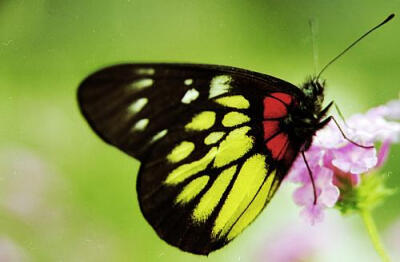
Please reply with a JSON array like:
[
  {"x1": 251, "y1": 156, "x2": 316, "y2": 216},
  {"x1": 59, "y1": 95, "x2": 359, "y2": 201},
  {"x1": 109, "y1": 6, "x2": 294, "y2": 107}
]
[{"x1": 78, "y1": 63, "x2": 304, "y2": 255}]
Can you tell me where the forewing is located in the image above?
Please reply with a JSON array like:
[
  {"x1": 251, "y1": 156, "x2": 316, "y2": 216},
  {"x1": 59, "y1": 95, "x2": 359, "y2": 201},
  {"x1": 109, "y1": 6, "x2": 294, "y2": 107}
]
[
  {"x1": 78, "y1": 63, "x2": 302, "y2": 255},
  {"x1": 78, "y1": 63, "x2": 298, "y2": 160}
]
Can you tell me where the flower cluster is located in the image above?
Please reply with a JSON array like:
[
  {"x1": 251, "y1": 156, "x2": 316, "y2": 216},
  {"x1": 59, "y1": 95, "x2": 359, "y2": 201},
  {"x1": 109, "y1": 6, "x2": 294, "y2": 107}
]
[{"x1": 287, "y1": 99, "x2": 400, "y2": 224}]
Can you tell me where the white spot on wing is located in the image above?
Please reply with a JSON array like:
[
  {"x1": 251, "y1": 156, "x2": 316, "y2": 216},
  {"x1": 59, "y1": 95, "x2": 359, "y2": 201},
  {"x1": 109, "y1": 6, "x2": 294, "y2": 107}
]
[
  {"x1": 127, "y1": 98, "x2": 148, "y2": 114},
  {"x1": 151, "y1": 129, "x2": 168, "y2": 142},
  {"x1": 132, "y1": 118, "x2": 149, "y2": 131},
  {"x1": 209, "y1": 75, "x2": 232, "y2": 98},
  {"x1": 128, "y1": 78, "x2": 153, "y2": 90},
  {"x1": 181, "y1": 88, "x2": 200, "y2": 104},
  {"x1": 135, "y1": 68, "x2": 155, "y2": 75},
  {"x1": 184, "y1": 79, "x2": 193, "y2": 85}
]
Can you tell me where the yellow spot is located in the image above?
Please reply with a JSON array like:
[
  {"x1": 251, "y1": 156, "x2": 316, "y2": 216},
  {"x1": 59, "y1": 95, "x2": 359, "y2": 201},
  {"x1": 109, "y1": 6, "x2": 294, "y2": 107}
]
[
  {"x1": 215, "y1": 95, "x2": 250, "y2": 109},
  {"x1": 212, "y1": 154, "x2": 267, "y2": 238},
  {"x1": 167, "y1": 141, "x2": 195, "y2": 163},
  {"x1": 185, "y1": 111, "x2": 216, "y2": 131},
  {"x1": 132, "y1": 118, "x2": 149, "y2": 131},
  {"x1": 227, "y1": 171, "x2": 276, "y2": 240},
  {"x1": 192, "y1": 165, "x2": 237, "y2": 222},
  {"x1": 181, "y1": 88, "x2": 199, "y2": 104},
  {"x1": 151, "y1": 129, "x2": 167, "y2": 142},
  {"x1": 184, "y1": 79, "x2": 193, "y2": 85},
  {"x1": 128, "y1": 78, "x2": 153, "y2": 90},
  {"x1": 222, "y1": 112, "x2": 250, "y2": 127},
  {"x1": 175, "y1": 176, "x2": 209, "y2": 204},
  {"x1": 165, "y1": 147, "x2": 218, "y2": 185},
  {"x1": 135, "y1": 68, "x2": 155, "y2": 75},
  {"x1": 213, "y1": 127, "x2": 253, "y2": 168},
  {"x1": 209, "y1": 75, "x2": 232, "y2": 98},
  {"x1": 204, "y1": 132, "x2": 225, "y2": 145},
  {"x1": 127, "y1": 98, "x2": 148, "y2": 114}
]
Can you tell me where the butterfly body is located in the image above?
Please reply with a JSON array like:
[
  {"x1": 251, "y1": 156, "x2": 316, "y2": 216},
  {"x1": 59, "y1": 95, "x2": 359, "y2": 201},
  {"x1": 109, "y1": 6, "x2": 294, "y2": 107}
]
[{"x1": 78, "y1": 63, "x2": 328, "y2": 255}]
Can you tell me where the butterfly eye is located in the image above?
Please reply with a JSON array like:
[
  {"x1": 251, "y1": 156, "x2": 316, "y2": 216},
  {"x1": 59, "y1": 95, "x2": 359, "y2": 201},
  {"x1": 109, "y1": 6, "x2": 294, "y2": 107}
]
[{"x1": 300, "y1": 82, "x2": 314, "y2": 97}]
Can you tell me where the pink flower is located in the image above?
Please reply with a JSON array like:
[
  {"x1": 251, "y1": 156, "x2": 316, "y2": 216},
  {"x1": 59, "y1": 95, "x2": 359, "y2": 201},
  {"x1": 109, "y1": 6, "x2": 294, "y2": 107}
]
[
  {"x1": 331, "y1": 143, "x2": 377, "y2": 175},
  {"x1": 376, "y1": 140, "x2": 391, "y2": 167},
  {"x1": 287, "y1": 99, "x2": 400, "y2": 224},
  {"x1": 292, "y1": 165, "x2": 339, "y2": 224},
  {"x1": 368, "y1": 99, "x2": 400, "y2": 121}
]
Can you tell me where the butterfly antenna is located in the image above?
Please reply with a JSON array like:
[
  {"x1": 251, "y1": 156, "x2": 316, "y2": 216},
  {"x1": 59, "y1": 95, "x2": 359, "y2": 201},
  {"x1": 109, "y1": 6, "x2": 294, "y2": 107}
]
[
  {"x1": 316, "y1": 13, "x2": 395, "y2": 79},
  {"x1": 309, "y1": 18, "x2": 319, "y2": 75}
]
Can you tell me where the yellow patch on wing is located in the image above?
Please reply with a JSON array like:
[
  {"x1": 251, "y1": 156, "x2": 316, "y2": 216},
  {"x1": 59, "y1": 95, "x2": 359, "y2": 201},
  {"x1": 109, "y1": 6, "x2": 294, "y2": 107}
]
[
  {"x1": 181, "y1": 88, "x2": 199, "y2": 104},
  {"x1": 128, "y1": 78, "x2": 154, "y2": 90},
  {"x1": 213, "y1": 127, "x2": 253, "y2": 168},
  {"x1": 222, "y1": 112, "x2": 250, "y2": 127},
  {"x1": 192, "y1": 165, "x2": 237, "y2": 222},
  {"x1": 131, "y1": 118, "x2": 149, "y2": 131},
  {"x1": 204, "y1": 132, "x2": 225, "y2": 145},
  {"x1": 214, "y1": 95, "x2": 250, "y2": 109},
  {"x1": 268, "y1": 179, "x2": 280, "y2": 199},
  {"x1": 167, "y1": 141, "x2": 195, "y2": 163},
  {"x1": 185, "y1": 111, "x2": 216, "y2": 131},
  {"x1": 175, "y1": 176, "x2": 210, "y2": 204},
  {"x1": 127, "y1": 98, "x2": 148, "y2": 115},
  {"x1": 151, "y1": 129, "x2": 168, "y2": 143},
  {"x1": 165, "y1": 147, "x2": 218, "y2": 185},
  {"x1": 184, "y1": 79, "x2": 193, "y2": 85},
  {"x1": 209, "y1": 75, "x2": 232, "y2": 98},
  {"x1": 135, "y1": 68, "x2": 155, "y2": 75},
  {"x1": 227, "y1": 171, "x2": 276, "y2": 240},
  {"x1": 212, "y1": 154, "x2": 267, "y2": 238}
]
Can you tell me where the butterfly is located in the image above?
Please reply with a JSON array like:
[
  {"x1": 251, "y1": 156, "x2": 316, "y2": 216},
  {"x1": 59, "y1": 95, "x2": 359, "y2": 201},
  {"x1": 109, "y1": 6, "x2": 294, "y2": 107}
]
[
  {"x1": 77, "y1": 14, "x2": 393, "y2": 256},
  {"x1": 77, "y1": 63, "x2": 330, "y2": 254}
]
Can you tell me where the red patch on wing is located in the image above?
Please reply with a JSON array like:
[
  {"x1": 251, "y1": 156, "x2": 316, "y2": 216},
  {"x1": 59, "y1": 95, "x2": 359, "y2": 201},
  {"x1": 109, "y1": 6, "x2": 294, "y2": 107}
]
[
  {"x1": 270, "y1": 92, "x2": 292, "y2": 105},
  {"x1": 263, "y1": 97, "x2": 287, "y2": 119},
  {"x1": 266, "y1": 133, "x2": 289, "y2": 160},
  {"x1": 263, "y1": 120, "x2": 280, "y2": 140}
]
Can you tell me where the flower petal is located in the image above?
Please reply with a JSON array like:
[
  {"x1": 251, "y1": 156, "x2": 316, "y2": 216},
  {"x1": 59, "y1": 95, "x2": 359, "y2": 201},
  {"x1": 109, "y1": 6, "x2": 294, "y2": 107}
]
[
  {"x1": 377, "y1": 139, "x2": 391, "y2": 168},
  {"x1": 331, "y1": 145, "x2": 377, "y2": 174},
  {"x1": 300, "y1": 204, "x2": 324, "y2": 225}
]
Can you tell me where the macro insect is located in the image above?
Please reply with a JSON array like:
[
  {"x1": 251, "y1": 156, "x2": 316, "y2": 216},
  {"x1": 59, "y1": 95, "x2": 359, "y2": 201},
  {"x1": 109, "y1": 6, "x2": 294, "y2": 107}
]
[{"x1": 77, "y1": 14, "x2": 394, "y2": 255}]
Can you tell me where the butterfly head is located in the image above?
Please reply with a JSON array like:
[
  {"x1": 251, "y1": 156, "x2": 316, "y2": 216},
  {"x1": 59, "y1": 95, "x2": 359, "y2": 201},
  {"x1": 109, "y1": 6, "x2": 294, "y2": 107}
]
[{"x1": 300, "y1": 77, "x2": 326, "y2": 115}]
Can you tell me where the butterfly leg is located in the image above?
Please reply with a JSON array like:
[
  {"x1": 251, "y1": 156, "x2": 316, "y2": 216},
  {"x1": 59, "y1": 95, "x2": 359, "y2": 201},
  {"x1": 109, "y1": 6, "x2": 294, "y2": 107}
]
[
  {"x1": 301, "y1": 151, "x2": 317, "y2": 205},
  {"x1": 318, "y1": 101, "x2": 333, "y2": 118},
  {"x1": 329, "y1": 116, "x2": 374, "y2": 149},
  {"x1": 333, "y1": 102, "x2": 347, "y2": 124}
]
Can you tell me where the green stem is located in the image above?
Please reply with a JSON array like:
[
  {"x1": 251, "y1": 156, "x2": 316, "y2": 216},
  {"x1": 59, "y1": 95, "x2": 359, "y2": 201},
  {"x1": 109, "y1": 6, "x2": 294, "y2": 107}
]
[{"x1": 360, "y1": 209, "x2": 391, "y2": 262}]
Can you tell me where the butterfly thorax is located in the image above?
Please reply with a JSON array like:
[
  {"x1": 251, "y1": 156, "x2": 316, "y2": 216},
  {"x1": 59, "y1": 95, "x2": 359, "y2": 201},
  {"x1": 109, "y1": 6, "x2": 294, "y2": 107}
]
[{"x1": 281, "y1": 79, "x2": 326, "y2": 151}]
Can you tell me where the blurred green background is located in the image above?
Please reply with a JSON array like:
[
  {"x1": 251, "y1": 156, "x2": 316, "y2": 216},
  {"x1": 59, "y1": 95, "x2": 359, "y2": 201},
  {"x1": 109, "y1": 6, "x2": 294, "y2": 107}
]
[{"x1": 1, "y1": 0, "x2": 399, "y2": 261}]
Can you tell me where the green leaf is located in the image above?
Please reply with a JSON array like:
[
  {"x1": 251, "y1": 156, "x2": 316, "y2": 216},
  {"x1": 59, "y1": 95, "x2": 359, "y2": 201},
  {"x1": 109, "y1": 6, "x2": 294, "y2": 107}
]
[{"x1": 336, "y1": 173, "x2": 395, "y2": 214}]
